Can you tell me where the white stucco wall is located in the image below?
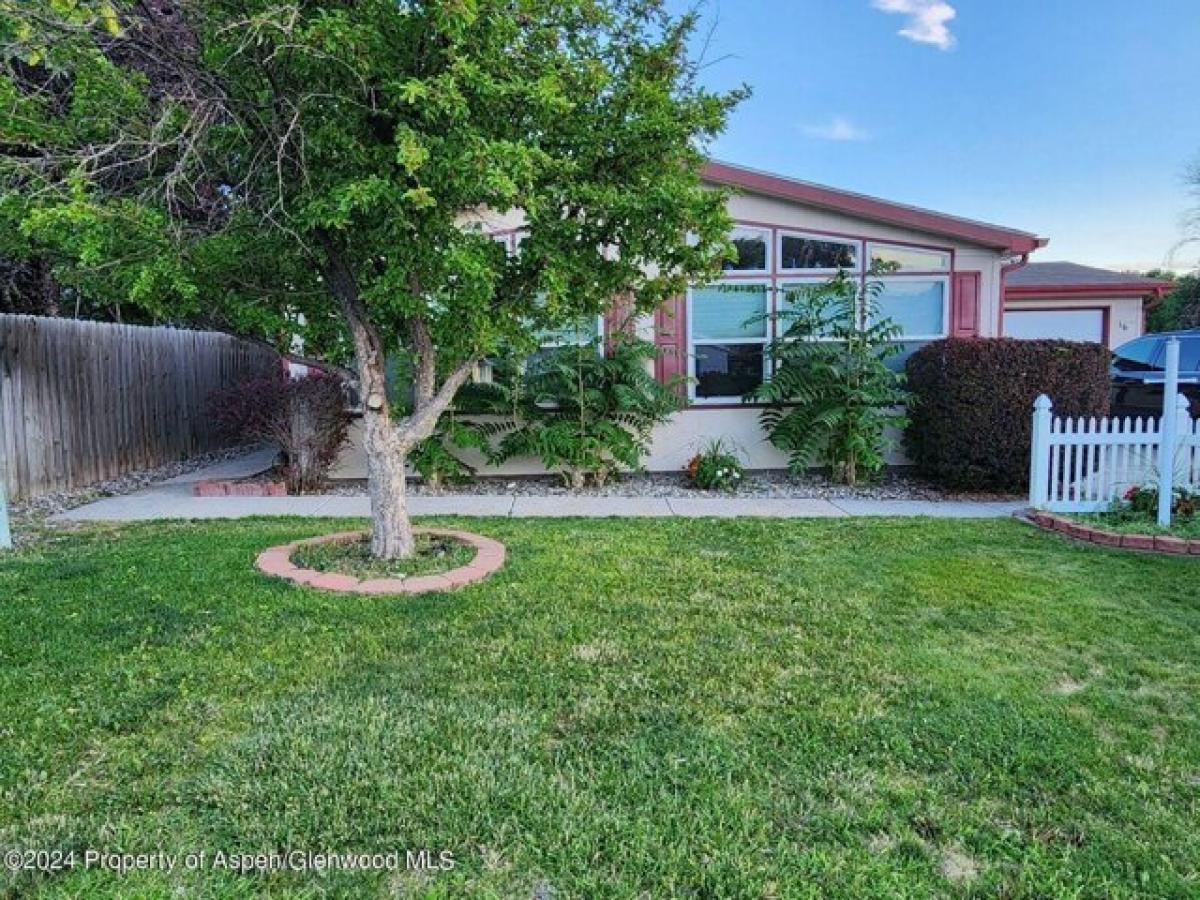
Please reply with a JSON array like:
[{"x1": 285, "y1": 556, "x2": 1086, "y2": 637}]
[{"x1": 328, "y1": 410, "x2": 912, "y2": 479}]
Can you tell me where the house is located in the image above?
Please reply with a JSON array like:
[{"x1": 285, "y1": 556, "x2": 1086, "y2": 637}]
[
  {"x1": 1002, "y1": 261, "x2": 1172, "y2": 349},
  {"x1": 333, "y1": 160, "x2": 1057, "y2": 477}
]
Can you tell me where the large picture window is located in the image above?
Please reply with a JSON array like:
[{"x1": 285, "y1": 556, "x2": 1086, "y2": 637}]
[{"x1": 686, "y1": 227, "x2": 954, "y2": 402}]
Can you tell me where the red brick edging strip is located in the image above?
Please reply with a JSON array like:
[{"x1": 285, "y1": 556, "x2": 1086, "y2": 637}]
[
  {"x1": 1023, "y1": 510, "x2": 1200, "y2": 557},
  {"x1": 196, "y1": 479, "x2": 287, "y2": 497},
  {"x1": 255, "y1": 528, "x2": 506, "y2": 594}
]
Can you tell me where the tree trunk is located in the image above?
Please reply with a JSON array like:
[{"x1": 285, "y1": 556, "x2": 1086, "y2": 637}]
[
  {"x1": 365, "y1": 408, "x2": 416, "y2": 559},
  {"x1": 315, "y1": 230, "x2": 412, "y2": 558},
  {"x1": 315, "y1": 229, "x2": 480, "y2": 560}
]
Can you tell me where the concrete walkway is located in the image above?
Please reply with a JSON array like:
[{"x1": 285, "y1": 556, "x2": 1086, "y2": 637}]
[{"x1": 55, "y1": 450, "x2": 1026, "y2": 521}]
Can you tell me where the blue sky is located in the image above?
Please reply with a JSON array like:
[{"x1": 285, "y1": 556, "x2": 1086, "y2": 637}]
[{"x1": 674, "y1": 0, "x2": 1200, "y2": 272}]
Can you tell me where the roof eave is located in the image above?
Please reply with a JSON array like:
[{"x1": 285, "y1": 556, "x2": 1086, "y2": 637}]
[
  {"x1": 703, "y1": 161, "x2": 1047, "y2": 255},
  {"x1": 1005, "y1": 283, "x2": 1173, "y2": 299}
]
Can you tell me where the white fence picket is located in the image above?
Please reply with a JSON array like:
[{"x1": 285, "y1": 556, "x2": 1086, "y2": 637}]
[{"x1": 1029, "y1": 394, "x2": 1195, "y2": 513}]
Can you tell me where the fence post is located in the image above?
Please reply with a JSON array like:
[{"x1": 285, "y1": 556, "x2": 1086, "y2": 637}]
[
  {"x1": 0, "y1": 442, "x2": 10, "y2": 550},
  {"x1": 0, "y1": 483, "x2": 9, "y2": 550},
  {"x1": 1030, "y1": 394, "x2": 1053, "y2": 509},
  {"x1": 1157, "y1": 338, "x2": 1181, "y2": 527}
]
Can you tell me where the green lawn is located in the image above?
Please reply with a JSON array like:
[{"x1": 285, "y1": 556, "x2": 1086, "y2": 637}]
[{"x1": 1, "y1": 518, "x2": 1197, "y2": 898}]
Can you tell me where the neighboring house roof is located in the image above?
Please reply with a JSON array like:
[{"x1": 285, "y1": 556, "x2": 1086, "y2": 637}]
[
  {"x1": 702, "y1": 160, "x2": 1047, "y2": 254},
  {"x1": 1006, "y1": 262, "x2": 1173, "y2": 298}
]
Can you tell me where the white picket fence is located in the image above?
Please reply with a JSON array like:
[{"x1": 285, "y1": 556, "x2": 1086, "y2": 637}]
[{"x1": 1029, "y1": 393, "x2": 1199, "y2": 512}]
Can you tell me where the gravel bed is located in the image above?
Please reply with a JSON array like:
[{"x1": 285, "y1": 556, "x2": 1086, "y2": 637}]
[
  {"x1": 6, "y1": 444, "x2": 263, "y2": 547},
  {"x1": 327, "y1": 470, "x2": 1019, "y2": 502}
]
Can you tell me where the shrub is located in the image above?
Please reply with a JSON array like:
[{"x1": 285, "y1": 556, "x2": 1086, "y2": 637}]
[
  {"x1": 476, "y1": 336, "x2": 680, "y2": 488},
  {"x1": 208, "y1": 373, "x2": 351, "y2": 493},
  {"x1": 686, "y1": 438, "x2": 745, "y2": 491},
  {"x1": 749, "y1": 271, "x2": 910, "y2": 485},
  {"x1": 905, "y1": 338, "x2": 1111, "y2": 490},
  {"x1": 207, "y1": 375, "x2": 289, "y2": 443}
]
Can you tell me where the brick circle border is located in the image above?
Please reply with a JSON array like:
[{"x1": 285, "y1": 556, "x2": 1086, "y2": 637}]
[
  {"x1": 1022, "y1": 510, "x2": 1200, "y2": 557},
  {"x1": 256, "y1": 528, "x2": 506, "y2": 594}
]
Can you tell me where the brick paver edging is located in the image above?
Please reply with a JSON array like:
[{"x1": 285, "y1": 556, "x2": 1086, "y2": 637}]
[
  {"x1": 196, "y1": 479, "x2": 286, "y2": 497},
  {"x1": 255, "y1": 528, "x2": 506, "y2": 594},
  {"x1": 1024, "y1": 510, "x2": 1200, "y2": 556}
]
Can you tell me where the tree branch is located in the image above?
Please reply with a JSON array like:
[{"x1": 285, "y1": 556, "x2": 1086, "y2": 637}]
[
  {"x1": 396, "y1": 355, "x2": 480, "y2": 453},
  {"x1": 407, "y1": 308, "x2": 436, "y2": 413},
  {"x1": 313, "y1": 228, "x2": 389, "y2": 415}
]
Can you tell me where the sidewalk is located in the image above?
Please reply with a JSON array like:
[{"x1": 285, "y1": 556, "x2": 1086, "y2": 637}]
[
  {"x1": 57, "y1": 492, "x2": 1025, "y2": 521},
  {"x1": 55, "y1": 456, "x2": 1025, "y2": 522}
]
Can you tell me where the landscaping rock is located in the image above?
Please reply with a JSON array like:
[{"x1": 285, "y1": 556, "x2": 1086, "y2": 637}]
[
  {"x1": 328, "y1": 470, "x2": 1022, "y2": 503},
  {"x1": 8, "y1": 444, "x2": 265, "y2": 547}
]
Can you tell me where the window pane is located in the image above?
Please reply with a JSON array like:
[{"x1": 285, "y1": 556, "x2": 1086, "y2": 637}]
[
  {"x1": 695, "y1": 344, "x2": 764, "y2": 398},
  {"x1": 724, "y1": 227, "x2": 769, "y2": 271},
  {"x1": 527, "y1": 345, "x2": 583, "y2": 375},
  {"x1": 539, "y1": 317, "x2": 599, "y2": 347},
  {"x1": 870, "y1": 244, "x2": 951, "y2": 273},
  {"x1": 691, "y1": 285, "x2": 768, "y2": 340},
  {"x1": 778, "y1": 281, "x2": 846, "y2": 338},
  {"x1": 876, "y1": 280, "x2": 946, "y2": 337},
  {"x1": 780, "y1": 234, "x2": 858, "y2": 271},
  {"x1": 885, "y1": 341, "x2": 926, "y2": 372}
]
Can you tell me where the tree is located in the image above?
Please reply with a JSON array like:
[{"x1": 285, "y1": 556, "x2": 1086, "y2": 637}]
[
  {"x1": 749, "y1": 270, "x2": 910, "y2": 486},
  {"x1": 0, "y1": 0, "x2": 744, "y2": 558},
  {"x1": 1179, "y1": 155, "x2": 1200, "y2": 273},
  {"x1": 1147, "y1": 271, "x2": 1200, "y2": 333}
]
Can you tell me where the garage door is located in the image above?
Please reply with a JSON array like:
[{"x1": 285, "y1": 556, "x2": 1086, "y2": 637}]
[{"x1": 1004, "y1": 309, "x2": 1106, "y2": 344}]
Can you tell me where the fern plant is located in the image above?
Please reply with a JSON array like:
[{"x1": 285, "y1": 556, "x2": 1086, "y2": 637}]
[
  {"x1": 476, "y1": 336, "x2": 680, "y2": 488},
  {"x1": 409, "y1": 414, "x2": 491, "y2": 490},
  {"x1": 749, "y1": 269, "x2": 911, "y2": 485}
]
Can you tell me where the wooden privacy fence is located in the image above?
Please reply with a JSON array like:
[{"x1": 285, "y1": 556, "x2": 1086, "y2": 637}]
[
  {"x1": 0, "y1": 315, "x2": 280, "y2": 501},
  {"x1": 1029, "y1": 393, "x2": 1200, "y2": 513}
]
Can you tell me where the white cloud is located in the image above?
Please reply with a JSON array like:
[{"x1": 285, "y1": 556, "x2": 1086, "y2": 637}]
[
  {"x1": 872, "y1": 0, "x2": 957, "y2": 51},
  {"x1": 802, "y1": 117, "x2": 870, "y2": 142}
]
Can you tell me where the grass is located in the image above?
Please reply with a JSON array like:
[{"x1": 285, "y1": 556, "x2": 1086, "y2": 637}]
[
  {"x1": 291, "y1": 532, "x2": 476, "y2": 579},
  {"x1": 1, "y1": 517, "x2": 1198, "y2": 897}
]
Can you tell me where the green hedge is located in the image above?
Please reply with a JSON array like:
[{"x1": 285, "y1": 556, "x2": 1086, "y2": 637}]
[{"x1": 905, "y1": 338, "x2": 1111, "y2": 490}]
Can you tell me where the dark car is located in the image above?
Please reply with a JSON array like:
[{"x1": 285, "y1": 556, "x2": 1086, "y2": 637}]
[{"x1": 1110, "y1": 329, "x2": 1200, "y2": 420}]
